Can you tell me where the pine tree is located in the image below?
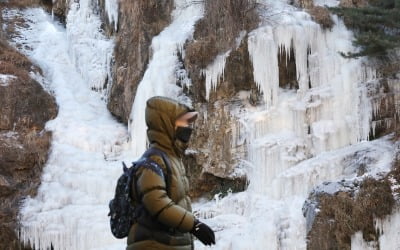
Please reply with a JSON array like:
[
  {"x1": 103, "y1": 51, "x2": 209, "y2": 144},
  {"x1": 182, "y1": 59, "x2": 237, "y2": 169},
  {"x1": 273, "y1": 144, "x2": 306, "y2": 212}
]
[{"x1": 330, "y1": 0, "x2": 400, "y2": 58}]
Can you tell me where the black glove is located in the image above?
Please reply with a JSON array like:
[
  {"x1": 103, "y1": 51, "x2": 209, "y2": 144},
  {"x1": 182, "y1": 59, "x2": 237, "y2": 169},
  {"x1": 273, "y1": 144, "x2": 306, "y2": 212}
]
[{"x1": 190, "y1": 219, "x2": 216, "y2": 246}]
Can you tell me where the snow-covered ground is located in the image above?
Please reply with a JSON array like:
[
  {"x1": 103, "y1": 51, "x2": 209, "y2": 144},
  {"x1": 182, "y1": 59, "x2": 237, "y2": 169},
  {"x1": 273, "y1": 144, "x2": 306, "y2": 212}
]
[{"x1": 2, "y1": 0, "x2": 398, "y2": 249}]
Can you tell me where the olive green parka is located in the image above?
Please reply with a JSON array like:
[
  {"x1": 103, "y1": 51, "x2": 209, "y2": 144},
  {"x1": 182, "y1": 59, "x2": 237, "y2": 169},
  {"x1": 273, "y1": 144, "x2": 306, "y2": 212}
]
[{"x1": 126, "y1": 96, "x2": 196, "y2": 250}]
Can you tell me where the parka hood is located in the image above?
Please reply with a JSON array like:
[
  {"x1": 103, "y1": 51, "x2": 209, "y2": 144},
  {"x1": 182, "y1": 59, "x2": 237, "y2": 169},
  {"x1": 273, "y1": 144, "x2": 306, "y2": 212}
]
[{"x1": 145, "y1": 96, "x2": 194, "y2": 157}]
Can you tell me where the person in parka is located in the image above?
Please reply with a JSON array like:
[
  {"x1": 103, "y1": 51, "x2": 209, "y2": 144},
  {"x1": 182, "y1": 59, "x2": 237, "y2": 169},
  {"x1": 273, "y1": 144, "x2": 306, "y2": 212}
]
[{"x1": 126, "y1": 96, "x2": 215, "y2": 250}]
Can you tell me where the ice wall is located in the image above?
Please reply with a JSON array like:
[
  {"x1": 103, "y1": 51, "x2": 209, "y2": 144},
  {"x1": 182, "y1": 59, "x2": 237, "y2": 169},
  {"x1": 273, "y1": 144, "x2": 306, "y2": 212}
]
[
  {"x1": 128, "y1": 0, "x2": 203, "y2": 157},
  {"x1": 193, "y1": 1, "x2": 395, "y2": 250},
  {"x1": 4, "y1": 6, "x2": 128, "y2": 250}
]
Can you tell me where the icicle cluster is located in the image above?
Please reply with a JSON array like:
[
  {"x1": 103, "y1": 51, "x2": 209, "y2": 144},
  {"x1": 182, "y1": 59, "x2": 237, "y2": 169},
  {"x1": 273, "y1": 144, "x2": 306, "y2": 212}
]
[
  {"x1": 245, "y1": 12, "x2": 379, "y2": 197},
  {"x1": 105, "y1": 0, "x2": 119, "y2": 31},
  {"x1": 202, "y1": 50, "x2": 231, "y2": 101}
]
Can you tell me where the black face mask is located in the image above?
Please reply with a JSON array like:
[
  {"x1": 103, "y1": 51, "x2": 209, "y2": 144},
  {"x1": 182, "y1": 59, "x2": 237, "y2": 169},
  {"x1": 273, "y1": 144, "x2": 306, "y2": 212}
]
[{"x1": 175, "y1": 126, "x2": 193, "y2": 143}]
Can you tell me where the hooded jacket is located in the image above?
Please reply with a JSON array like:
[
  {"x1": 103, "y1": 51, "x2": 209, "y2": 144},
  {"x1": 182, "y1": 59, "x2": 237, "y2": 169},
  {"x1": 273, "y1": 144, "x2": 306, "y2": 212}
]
[{"x1": 126, "y1": 96, "x2": 196, "y2": 250}]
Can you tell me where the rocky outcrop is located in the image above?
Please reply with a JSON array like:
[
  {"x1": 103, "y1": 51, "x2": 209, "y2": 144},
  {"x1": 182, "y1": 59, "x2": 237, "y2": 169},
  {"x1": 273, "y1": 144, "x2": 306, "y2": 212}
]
[
  {"x1": 181, "y1": 0, "x2": 260, "y2": 198},
  {"x1": 107, "y1": 0, "x2": 174, "y2": 123},
  {"x1": 306, "y1": 6, "x2": 334, "y2": 30},
  {"x1": 0, "y1": 37, "x2": 58, "y2": 249},
  {"x1": 51, "y1": 0, "x2": 69, "y2": 24},
  {"x1": 292, "y1": 0, "x2": 334, "y2": 30}
]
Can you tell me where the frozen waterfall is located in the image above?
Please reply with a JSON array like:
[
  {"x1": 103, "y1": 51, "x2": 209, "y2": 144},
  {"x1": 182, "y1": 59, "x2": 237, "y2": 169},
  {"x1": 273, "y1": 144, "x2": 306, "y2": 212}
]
[
  {"x1": 3, "y1": 0, "x2": 398, "y2": 249},
  {"x1": 4, "y1": 3, "x2": 128, "y2": 250}
]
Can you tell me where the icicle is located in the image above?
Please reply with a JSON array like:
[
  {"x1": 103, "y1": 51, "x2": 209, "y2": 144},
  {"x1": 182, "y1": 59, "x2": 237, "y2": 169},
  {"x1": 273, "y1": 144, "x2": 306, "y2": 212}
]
[
  {"x1": 104, "y1": 0, "x2": 119, "y2": 31},
  {"x1": 248, "y1": 26, "x2": 279, "y2": 108},
  {"x1": 202, "y1": 50, "x2": 231, "y2": 101}
]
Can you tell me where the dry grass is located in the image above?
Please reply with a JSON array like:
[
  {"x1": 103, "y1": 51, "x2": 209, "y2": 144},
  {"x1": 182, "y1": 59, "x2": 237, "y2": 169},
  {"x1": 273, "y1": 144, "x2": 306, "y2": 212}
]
[
  {"x1": 0, "y1": 41, "x2": 38, "y2": 81},
  {"x1": 308, "y1": 172, "x2": 397, "y2": 250}
]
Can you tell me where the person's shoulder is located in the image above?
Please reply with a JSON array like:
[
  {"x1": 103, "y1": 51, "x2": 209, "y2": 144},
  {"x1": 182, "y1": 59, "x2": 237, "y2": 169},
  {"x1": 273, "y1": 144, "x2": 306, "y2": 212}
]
[
  {"x1": 148, "y1": 154, "x2": 168, "y2": 174},
  {"x1": 134, "y1": 153, "x2": 167, "y2": 177}
]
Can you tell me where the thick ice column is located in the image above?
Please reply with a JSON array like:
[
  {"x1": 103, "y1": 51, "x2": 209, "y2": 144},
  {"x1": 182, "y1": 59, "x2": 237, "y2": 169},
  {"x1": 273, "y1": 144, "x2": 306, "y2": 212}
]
[{"x1": 248, "y1": 26, "x2": 279, "y2": 108}]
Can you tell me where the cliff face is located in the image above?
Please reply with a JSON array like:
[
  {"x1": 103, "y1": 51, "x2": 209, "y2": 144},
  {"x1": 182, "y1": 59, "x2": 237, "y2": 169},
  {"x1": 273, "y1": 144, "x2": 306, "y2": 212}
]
[
  {"x1": 0, "y1": 11, "x2": 58, "y2": 248},
  {"x1": 181, "y1": 0, "x2": 261, "y2": 197}
]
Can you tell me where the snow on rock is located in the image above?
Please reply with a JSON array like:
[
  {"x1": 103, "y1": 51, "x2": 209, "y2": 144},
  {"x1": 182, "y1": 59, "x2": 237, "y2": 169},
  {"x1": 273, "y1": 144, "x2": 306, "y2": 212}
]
[
  {"x1": 128, "y1": 0, "x2": 204, "y2": 157},
  {"x1": 4, "y1": 7, "x2": 128, "y2": 250},
  {"x1": 0, "y1": 74, "x2": 17, "y2": 87}
]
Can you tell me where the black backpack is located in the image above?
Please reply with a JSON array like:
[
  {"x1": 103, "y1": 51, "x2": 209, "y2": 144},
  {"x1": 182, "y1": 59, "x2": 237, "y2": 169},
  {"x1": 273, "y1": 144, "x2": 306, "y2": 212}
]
[{"x1": 108, "y1": 147, "x2": 172, "y2": 239}]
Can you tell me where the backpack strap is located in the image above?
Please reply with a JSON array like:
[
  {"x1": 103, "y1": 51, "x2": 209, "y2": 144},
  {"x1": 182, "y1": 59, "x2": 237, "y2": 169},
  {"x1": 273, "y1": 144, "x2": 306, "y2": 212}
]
[{"x1": 140, "y1": 147, "x2": 173, "y2": 196}]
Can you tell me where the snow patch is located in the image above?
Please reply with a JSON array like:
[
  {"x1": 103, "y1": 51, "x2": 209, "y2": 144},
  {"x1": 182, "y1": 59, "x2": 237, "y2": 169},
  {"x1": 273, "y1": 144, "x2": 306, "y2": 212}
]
[{"x1": 0, "y1": 74, "x2": 17, "y2": 86}]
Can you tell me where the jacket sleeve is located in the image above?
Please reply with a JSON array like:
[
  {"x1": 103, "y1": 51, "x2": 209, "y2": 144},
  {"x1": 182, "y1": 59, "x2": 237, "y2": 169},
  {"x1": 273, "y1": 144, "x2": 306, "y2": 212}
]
[{"x1": 135, "y1": 165, "x2": 195, "y2": 233}]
